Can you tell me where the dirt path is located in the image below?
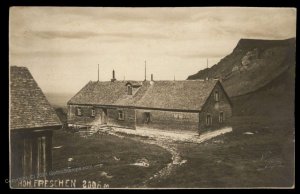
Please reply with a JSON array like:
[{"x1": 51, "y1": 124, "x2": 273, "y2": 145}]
[
  {"x1": 138, "y1": 139, "x2": 183, "y2": 187},
  {"x1": 102, "y1": 127, "x2": 232, "y2": 188},
  {"x1": 103, "y1": 129, "x2": 182, "y2": 187}
]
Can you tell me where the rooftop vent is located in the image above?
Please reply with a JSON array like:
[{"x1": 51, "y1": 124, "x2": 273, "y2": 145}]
[{"x1": 111, "y1": 70, "x2": 116, "y2": 82}]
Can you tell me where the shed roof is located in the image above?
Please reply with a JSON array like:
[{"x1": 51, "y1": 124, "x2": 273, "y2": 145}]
[
  {"x1": 68, "y1": 79, "x2": 220, "y2": 111},
  {"x1": 10, "y1": 66, "x2": 62, "y2": 130}
]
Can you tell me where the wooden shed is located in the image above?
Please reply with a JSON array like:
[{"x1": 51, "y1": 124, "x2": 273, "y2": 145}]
[{"x1": 10, "y1": 66, "x2": 62, "y2": 180}]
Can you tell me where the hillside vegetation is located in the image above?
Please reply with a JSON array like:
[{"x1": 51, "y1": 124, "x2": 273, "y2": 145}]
[
  {"x1": 188, "y1": 38, "x2": 295, "y2": 117},
  {"x1": 188, "y1": 38, "x2": 295, "y2": 96}
]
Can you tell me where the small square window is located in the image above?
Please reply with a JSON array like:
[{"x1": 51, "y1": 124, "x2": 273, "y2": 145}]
[
  {"x1": 219, "y1": 112, "x2": 224, "y2": 123},
  {"x1": 173, "y1": 113, "x2": 178, "y2": 118},
  {"x1": 214, "y1": 91, "x2": 219, "y2": 102},
  {"x1": 91, "y1": 109, "x2": 96, "y2": 117},
  {"x1": 76, "y1": 107, "x2": 82, "y2": 116},
  {"x1": 206, "y1": 114, "x2": 212, "y2": 126},
  {"x1": 127, "y1": 85, "x2": 132, "y2": 95},
  {"x1": 118, "y1": 110, "x2": 124, "y2": 120}
]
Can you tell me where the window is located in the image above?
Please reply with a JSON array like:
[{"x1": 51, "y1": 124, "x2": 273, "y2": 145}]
[
  {"x1": 206, "y1": 114, "x2": 212, "y2": 126},
  {"x1": 173, "y1": 113, "x2": 179, "y2": 119},
  {"x1": 219, "y1": 112, "x2": 224, "y2": 123},
  {"x1": 127, "y1": 85, "x2": 132, "y2": 95},
  {"x1": 76, "y1": 107, "x2": 82, "y2": 116},
  {"x1": 174, "y1": 113, "x2": 185, "y2": 119},
  {"x1": 91, "y1": 109, "x2": 96, "y2": 117},
  {"x1": 144, "y1": 112, "x2": 151, "y2": 124},
  {"x1": 214, "y1": 91, "x2": 219, "y2": 102},
  {"x1": 118, "y1": 110, "x2": 124, "y2": 120}
]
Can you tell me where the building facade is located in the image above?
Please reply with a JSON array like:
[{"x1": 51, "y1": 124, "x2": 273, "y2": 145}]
[{"x1": 67, "y1": 72, "x2": 232, "y2": 134}]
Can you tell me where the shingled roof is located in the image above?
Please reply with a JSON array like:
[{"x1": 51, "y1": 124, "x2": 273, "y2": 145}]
[
  {"x1": 68, "y1": 81, "x2": 150, "y2": 106},
  {"x1": 10, "y1": 66, "x2": 62, "y2": 130},
  {"x1": 135, "y1": 80, "x2": 218, "y2": 111},
  {"x1": 68, "y1": 79, "x2": 220, "y2": 111}
]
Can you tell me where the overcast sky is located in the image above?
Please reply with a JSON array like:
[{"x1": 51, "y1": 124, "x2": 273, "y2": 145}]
[{"x1": 9, "y1": 7, "x2": 296, "y2": 94}]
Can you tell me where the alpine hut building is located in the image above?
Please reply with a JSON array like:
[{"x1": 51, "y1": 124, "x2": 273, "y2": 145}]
[{"x1": 67, "y1": 70, "x2": 232, "y2": 134}]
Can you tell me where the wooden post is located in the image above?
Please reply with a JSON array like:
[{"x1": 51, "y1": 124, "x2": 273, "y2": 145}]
[
  {"x1": 98, "y1": 64, "x2": 99, "y2": 82},
  {"x1": 32, "y1": 137, "x2": 38, "y2": 178},
  {"x1": 198, "y1": 113, "x2": 201, "y2": 136},
  {"x1": 23, "y1": 138, "x2": 33, "y2": 177},
  {"x1": 37, "y1": 136, "x2": 46, "y2": 177},
  {"x1": 144, "y1": 61, "x2": 147, "y2": 81},
  {"x1": 46, "y1": 132, "x2": 53, "y2": 175}
]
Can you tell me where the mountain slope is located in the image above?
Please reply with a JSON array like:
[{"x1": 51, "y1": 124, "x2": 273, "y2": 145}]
[
  {"x1": 231, "y1": 63, "x2": 295, "y2": 118},
  {"x1": 187, "y1": 38, "x2": 295, "y2": 97},
  {"x1": 187, "y1": 38, "x2": 295, "y2": 117}
]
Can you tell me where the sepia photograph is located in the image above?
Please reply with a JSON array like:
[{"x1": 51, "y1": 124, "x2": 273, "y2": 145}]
[{"x1": 9, "y1": 7, "x2": 295, "y2": 189}]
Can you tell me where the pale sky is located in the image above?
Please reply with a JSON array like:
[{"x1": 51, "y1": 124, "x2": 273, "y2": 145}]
[{"x1": 9, "y1": 7, "x2": 296, "y2": 94}]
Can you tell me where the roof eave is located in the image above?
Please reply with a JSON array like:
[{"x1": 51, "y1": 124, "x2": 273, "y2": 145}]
[
  {"x1": 67, "y1": 102, "x2": 202, "y2": 112},
  {"x1": 10, "y1": 124, "x2": 62, "y2": 133}
]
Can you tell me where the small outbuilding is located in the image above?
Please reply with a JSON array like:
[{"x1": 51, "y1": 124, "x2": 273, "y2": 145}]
[{"x1": 10, "y1": 66, "x2": 62, "y2": 180}]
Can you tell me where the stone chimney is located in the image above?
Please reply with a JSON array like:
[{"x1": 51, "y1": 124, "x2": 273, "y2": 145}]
[
  {"x1": 150, "y1": 74, "x2": 154, "y2": 85},
  {"x1": 111, "y1": 70, "x2": 116, "y2": 82}
]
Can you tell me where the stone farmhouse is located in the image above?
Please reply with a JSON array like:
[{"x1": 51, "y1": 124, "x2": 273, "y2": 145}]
[{"x1": 67, "y1": 70, "x2": 232, "y2": 134}]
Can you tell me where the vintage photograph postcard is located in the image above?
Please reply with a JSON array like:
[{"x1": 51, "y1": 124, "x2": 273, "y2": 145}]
[{"x1": 9, "y1": 7, "x2": 295, "y2": 189}]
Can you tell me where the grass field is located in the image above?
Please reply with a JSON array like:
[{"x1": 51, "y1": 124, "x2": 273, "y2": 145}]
[
  {"x1": 49, "y1": 115, "x2": 294, "y2": 188},
  {"x1": 50, "y1": 130, "x2": 172, "y2": 188},
  {"x1": 147, "y1": 116, "x2": 294, "y2": 188}
]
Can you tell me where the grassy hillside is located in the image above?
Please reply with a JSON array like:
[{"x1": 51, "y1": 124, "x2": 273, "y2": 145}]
[
  {"x1": 188, "y1": 38, "x2": 295, "y2": 117},
  {"x1": 231, "y1": 64, "x2": 295, "y2": 118},
  {"x1": 187, "y1": 38, "x2": 295, "y2": 97},
  {"x1": 148, "y1": 116, "x2": 294, "y2": 188},
  {"x1": 9, "y1": 130, "x2": 172, "y2": 188}
]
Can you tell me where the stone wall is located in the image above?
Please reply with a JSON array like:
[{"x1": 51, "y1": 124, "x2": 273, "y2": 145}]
[
  {"x1": 136, "y1": 109, "x2": 199, "y2": 133},
  {"x1": 67, "y1": 105, "x2": 103, "y2": 126},
  {"x1": 107, "y1": 108, "x2": 136, "y2": 129},
  {"x1": 199, "y1": 83, "x2": 232, "y2": 133}
]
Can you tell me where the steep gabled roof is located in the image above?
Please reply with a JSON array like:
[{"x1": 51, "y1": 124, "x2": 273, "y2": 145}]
[
  {"x1": 68, "y1": 79, "x2": 219, "y2": 111},
  {"x1": 10, "y1": 66, "x2": 62, "y2": 130}
]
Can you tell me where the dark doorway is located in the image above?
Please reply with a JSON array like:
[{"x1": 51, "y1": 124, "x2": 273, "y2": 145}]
[
  {"x1": 206, "y1": 114, "x2": 212, "y2": 126},
  {"x1": 143, "y1": 112, "x2": 151, "y2": 124},
  {"x1": 102, "y1": 109, "x2": 108, "y2": 124}
]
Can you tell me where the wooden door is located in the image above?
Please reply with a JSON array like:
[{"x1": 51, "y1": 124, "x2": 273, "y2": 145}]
[{"x1": 102, "y1": 109, "x2": 107, "y2": 124}]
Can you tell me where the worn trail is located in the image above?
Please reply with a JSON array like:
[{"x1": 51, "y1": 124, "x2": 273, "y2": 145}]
[
  {"x1": 138, "y1": 139, "x2": 183, "y2": 187},
  {"x1": 98, "y1": 126, "x2": 232, "y2": 188}
]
